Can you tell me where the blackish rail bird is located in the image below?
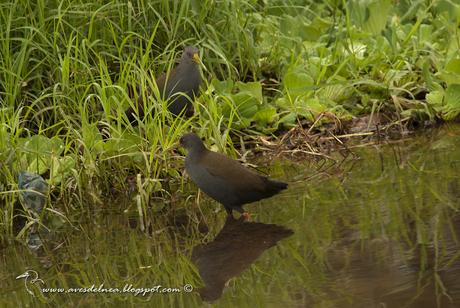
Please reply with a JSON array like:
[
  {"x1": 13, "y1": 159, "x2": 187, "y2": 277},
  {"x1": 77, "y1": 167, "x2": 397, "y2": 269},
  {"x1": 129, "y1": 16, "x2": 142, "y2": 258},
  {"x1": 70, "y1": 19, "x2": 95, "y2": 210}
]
[
  {"x1": 180, "y1": 133, "x2": 288, "y2": 218},
  {"x1": 125, "y1": 46, "x2": 201, "y2": 123}
]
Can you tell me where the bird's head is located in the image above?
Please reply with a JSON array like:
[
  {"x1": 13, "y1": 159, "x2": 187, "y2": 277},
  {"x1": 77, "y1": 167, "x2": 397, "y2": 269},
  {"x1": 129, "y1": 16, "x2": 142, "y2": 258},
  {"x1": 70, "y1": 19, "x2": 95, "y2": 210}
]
[
  {"x1": 181, "y1": 46, "x2": 200, "y2": 64},
  {"x1": 180, "y1": 133, "x2": 206, "y2": 153}
]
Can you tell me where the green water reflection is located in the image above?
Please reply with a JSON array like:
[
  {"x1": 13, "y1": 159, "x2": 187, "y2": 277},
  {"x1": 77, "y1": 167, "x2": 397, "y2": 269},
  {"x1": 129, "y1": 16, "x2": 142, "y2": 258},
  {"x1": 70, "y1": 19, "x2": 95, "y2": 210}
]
[{"x1": 2, "y1": 125, "x2": 460, "y2": 307}]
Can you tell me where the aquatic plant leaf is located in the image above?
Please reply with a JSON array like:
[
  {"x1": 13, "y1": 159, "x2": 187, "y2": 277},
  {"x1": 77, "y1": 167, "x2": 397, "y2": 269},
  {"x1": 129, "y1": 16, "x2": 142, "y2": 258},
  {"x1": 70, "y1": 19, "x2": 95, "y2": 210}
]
[
  {"x1": 19, "y1": 135, "x2": 64, "y2": 173},
  {"x1": 82, "y1": 123, "x2": 104, "y2": 155},
  {"x1": 426, "y1": 90, "x2": 444, "y2": 112},
  {"x1": 317, "y1": 84, "x2": 347, "y2": 102},
  {"x1": 102, "y1": 132, "x2": 144, "y2": 165},
  {"x1": 348, "y1": 0, "x2": 392, "y2": 34},
  {"x1": 442, "y1": 84, "x2": 460, "y2": 120},
  {"x1": 422, "y1": 60, "x2": 444, "y2": 92},
  {"x1": 221, "y1": 81, "x2": 263, "y2": 120},
  {"x1": 21, "y1": 135, "x2": 63, "y2": 156},
  {"x1": 253, "y1": 106, "x2": 278, "y2": 127},
  {"x1": 51, "y1": 156, "x2": 76, "y2": 186},
  {"x1": 364, "y1": 0, "x2": 392, "y2": 34},
  {"x1": 279, "y1": 14, "x2": 301, "y2": 39},
  {"x1": 236, "y1": 81, "x2": 263, "y2": 103},
  {"x1": 212, "y1": 78, "x2": 234, "y2": 95},
  {"x1": 231, "y1": 92, "x2": 259, "y2": 119},
  {"x1": 301, "y1": 98, "x2": 329, "y2": 120},
  {"x1": 439, "y1": 59, "x2": 460, "y2": 85},
  {"x1": 283, "y1": 69, "x2": 314, "y2": 99},
  {"x1": 418, "y1": 24, "x2": 433, "y2": 44},
  {"x1": 434, "y1": 0, "x2": 460, "y2": 21},
  {"x1": 446, "y1": 59, "x2": 460, "y2": 75},
  {"x1": 277, "y1": 112, "x2": 297, "y2": 128},
  {"x1": 275, "y1": 96, "x2": 329, "y2": 121},
  {"x1": 278, "y1": 14, "x2": 328, "y2": 42}
]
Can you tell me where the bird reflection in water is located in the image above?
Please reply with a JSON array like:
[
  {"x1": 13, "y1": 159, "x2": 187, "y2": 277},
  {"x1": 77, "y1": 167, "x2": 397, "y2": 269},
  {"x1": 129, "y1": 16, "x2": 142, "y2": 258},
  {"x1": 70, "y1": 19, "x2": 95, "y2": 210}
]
[{"x1": 191, "y1": 217, "x2": 293, "y2": 302}]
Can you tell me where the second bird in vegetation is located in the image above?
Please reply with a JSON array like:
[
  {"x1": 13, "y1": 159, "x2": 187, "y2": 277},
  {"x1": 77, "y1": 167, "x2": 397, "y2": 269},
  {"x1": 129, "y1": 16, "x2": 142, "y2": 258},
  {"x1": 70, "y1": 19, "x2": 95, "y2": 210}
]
[
  {"x1": 125, "y1": 46, "x2": 201, "y2": 123},
  {"x1": 180, "y1": 133, "x2": 288, "y2": 219}
]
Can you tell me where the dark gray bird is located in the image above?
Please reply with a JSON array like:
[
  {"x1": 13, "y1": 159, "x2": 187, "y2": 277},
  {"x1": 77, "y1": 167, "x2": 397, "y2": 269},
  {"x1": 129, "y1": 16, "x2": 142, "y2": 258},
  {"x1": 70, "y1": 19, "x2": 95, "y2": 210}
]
[
  {"x1": 125, "y1": 46, "x2": 201, "y2": 123},
  {"x1": 180, "y1": 133, "x2": 288, "y2": 218}
]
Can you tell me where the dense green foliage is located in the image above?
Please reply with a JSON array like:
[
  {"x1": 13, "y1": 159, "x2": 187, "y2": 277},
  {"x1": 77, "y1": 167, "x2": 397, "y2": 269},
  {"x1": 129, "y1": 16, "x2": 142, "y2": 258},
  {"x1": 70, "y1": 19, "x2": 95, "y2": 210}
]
[
  {"x1": 2, "y1": 126, "x2": 460, "y2": 306},
  {"x1": 1, "y1": 0, "x2": 460, "y2": 235}
]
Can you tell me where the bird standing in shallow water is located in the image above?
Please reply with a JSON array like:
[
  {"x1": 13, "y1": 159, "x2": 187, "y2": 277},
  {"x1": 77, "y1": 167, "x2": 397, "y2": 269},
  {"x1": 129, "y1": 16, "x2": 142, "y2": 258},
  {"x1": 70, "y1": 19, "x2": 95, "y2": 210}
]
[
  {"x1": 180, "y1": 133, "x2": 288, "y2": 219},
  {"x1": 125, "y1": 46, "x2": 201, "y2": 123}
]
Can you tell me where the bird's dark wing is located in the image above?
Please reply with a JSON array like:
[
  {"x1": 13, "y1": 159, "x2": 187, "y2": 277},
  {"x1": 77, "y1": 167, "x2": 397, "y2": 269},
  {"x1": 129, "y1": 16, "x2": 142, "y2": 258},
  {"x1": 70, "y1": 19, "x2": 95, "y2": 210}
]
[
  {"x1": 200, "y1": 151, "x2": 266, "y2": 192},
  {"x1": 154, "y1": 71, "x2": 167, "y2": 95}
]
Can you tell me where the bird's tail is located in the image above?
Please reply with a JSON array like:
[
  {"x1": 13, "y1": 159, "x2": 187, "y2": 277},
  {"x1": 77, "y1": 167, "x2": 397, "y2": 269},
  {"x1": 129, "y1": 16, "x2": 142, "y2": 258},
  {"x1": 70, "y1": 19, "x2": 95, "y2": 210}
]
[{"x1": 266, "y1": 179, "x2": 288, "y2": 193}]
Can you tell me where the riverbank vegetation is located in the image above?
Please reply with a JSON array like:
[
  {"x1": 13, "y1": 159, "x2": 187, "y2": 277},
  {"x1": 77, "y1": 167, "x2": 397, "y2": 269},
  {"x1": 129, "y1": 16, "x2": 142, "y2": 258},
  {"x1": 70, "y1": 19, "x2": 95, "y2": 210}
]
[{"x1": 1, "y1": 0, "x2": 460, "y2": 237}]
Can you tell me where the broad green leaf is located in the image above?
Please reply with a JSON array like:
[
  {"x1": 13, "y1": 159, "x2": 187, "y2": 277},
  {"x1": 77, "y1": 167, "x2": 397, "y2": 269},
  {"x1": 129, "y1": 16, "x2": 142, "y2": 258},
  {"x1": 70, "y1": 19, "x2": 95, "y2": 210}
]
[
  {"x1": 253, "y1": 106, "x2": 278, "y2": 127},
  {"x1": 82, "y1": 123, "x2": 104, "y2": 154},
  {"x1": 275, "y1": 97, "x2": 328, "y2": 121},
  {"x1": 283, "y1": 69, "x2": 314, "y2": 99},
  {"x1": 423, "y1": 60, "x2": 444, "y2": 92},
  {"x1": 445, "y1": 58, "x2": 460, "y2": 75},
  {"x1": 302, "y1": 98, "x2": 329, "y2": 115},
  {"x1": 212, "y1": 78, "x2": 234, "y2": 94},
  {"x1": 278, "y1": 112, "x2": 297, "y2": 128},
  {"x1": 103, "y1": 132, "x2": 144, "y2": 164},
  {"x1": 27, "y1": 158, "x2": 48, "y2": 174},
  {"x1": 419, "y1": 24, "x2": 433, "y2": 44},
  {"x1": 434, "y1": 0, "x2": 459, "y2": 21},
  {"x1": 220, "y1": 81, "x2": 263, "y2": 120},
  {"x1": 231, "y1": 92, "x2": 259, "y2": 119},
  {"x1": 236, "y1": 81, "x2": 263, "y2": 102},
  {"x1": 348, "y1": 0, "x2": 392, "y2": 34},
  {"x1": 426, "y1": 91, "x2": 444, "y2": 106},
  {"x1": 317, "y1": 84, "x2": 347, "y2": 102},
  {"x1": 442, "y1": 84, "x2": 460, "y2": 120},
  {"x1": 364, "y1": 0, "x2": 392, "y2": 34},
  {"x1": 253, "y1": 106, "x2": 280, "y2": 133},
  {"x1": 21, "y1": 135, "x2": 63, "y2": 157},
  {"x1": 439, "y1": 59, "x2": 460, "y2": 85},
  {"x1": 51, "y1": 156, "x2": 76, "y2": 186},
  {"x1": 19, "y1": 135, "x2": 64, "y2": 173},
  {"x1": 426, "y1": 90, "x2": 444, "y2": 111},
  {"x1": 279, "y1": 14, "x2": 297, "y2": 37}
]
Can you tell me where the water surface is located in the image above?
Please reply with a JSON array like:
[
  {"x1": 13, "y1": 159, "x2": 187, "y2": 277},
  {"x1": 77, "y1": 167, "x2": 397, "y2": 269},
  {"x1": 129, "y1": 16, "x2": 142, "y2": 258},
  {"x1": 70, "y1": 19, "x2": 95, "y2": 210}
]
[{"x1": 2, "y1": 125, "x2": 460, "y2": 307}]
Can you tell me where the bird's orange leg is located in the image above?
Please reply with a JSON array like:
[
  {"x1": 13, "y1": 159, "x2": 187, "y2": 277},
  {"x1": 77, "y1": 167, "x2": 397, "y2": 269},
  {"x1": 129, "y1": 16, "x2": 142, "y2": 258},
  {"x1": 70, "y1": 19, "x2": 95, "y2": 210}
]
[{"x1": 241, "y1": 212, "x2": 251, "y2": 221}]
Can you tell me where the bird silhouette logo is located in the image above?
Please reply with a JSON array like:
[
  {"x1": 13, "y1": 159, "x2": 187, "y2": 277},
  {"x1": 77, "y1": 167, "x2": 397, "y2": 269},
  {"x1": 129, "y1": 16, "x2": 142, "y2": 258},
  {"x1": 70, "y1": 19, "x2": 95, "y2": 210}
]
[{"x1": 16, "y1": 270, "x2": 45, "y2": 296}]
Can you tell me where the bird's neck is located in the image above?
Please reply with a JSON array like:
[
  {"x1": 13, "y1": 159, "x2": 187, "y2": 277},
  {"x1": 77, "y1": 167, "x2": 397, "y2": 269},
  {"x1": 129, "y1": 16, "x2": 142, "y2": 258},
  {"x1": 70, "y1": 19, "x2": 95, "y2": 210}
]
[
  {"x1": 177, "y1": 61, "x2": 198, "y2": 76},
  {"x1": 187, "y1": 146, "x2": 207, "y2": 162}
]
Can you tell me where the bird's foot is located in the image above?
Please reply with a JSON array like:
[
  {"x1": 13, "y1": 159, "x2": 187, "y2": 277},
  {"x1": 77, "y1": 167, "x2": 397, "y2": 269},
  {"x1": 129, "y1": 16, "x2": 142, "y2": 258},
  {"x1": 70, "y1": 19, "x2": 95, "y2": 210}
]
[{"x1": 241, "y1": 212, "x2": 251, "y2": 221}]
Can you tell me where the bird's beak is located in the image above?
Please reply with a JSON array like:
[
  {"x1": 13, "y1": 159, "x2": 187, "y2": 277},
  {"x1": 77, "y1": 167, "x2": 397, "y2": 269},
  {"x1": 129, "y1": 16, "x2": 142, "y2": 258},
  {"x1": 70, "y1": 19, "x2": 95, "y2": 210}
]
[
  {"x1": 192, "y1": 53, "x2": 200, "y2": 64},
  {"x1": 16, "y1": 273, "x2": 29, "y2": 279}
]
